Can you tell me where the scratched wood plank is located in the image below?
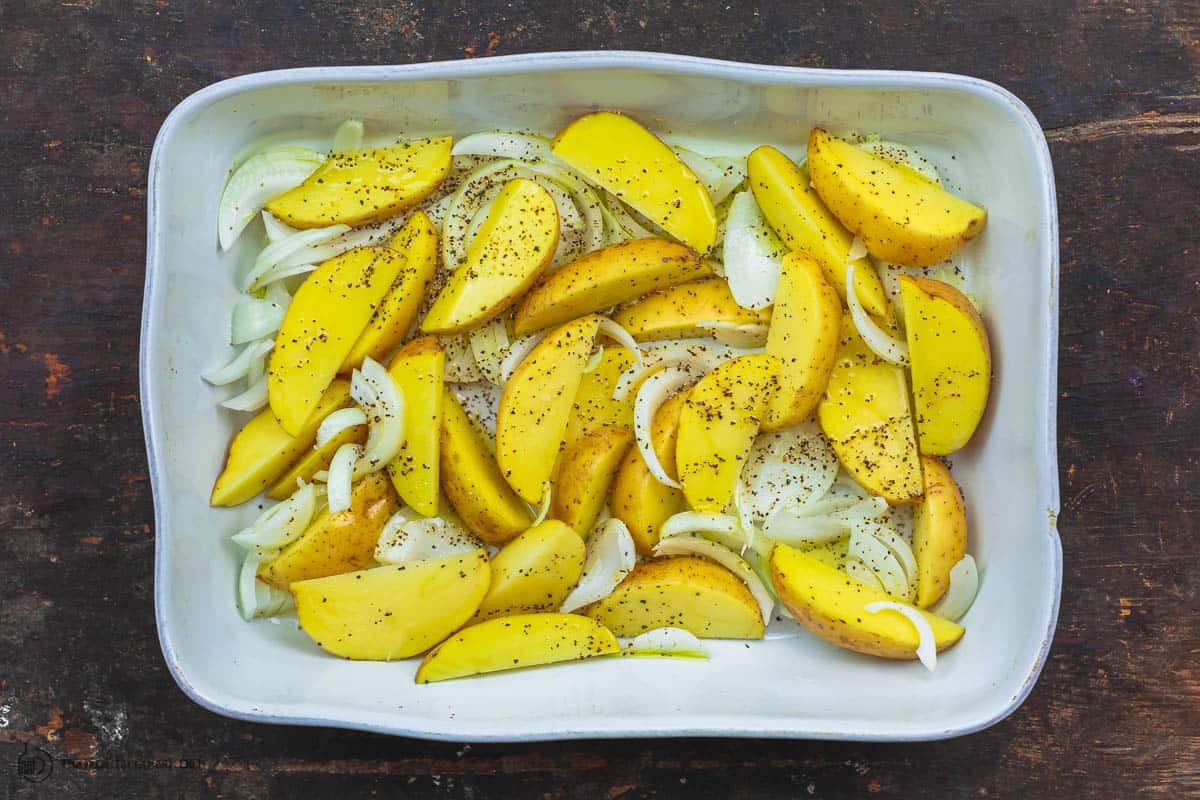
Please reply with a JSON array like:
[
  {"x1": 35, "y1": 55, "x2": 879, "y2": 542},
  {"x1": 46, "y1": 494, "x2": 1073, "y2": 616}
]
[{"x1": 1, "y1": 0, "x2": 1197, "y2": 798}]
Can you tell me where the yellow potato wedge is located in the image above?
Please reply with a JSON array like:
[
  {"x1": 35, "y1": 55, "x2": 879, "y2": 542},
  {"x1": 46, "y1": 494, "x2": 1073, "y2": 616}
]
[
  {"x1": 900, "y1": 276, "x2": 992, "y2": 454},
  {"x1": 439, "y1": 389, "x2": 533, "y2": 545},
  {"x1": 551, "y1": 426, "x2": 633, "y2": 535},
  {"x1": 563, "y1": 347, "x2": 637, "y2": 452},
  {"x1": 912, "y1": 457, "x2": 968, "y2": 609},
  {"x1": 585, "y1": 556, "x2": 765, "y2": 639},
  {"x1": 293, "y1": 549, "x2": 490, "y2": 661},
  {"x1": 421, "y1": 178, "x2": 559, "y2": 335},
  {"x1": 817, "y1": 315, "x2": 923, "y2": 503},
  {"x1": 512, "y1": 238, "x2": 711, "y2": 336},
  {"x1": 473, "y1": 520, "x2": 586, "y2": 621},
  {"x1": 415, "y1": 612, "x2": 619, "y2": 683},
  {"x1": 269, "y1": 246, "x2": 406, "y2": 435},
  {"x1": 385, "y1": 337, "x2": 445, "y2": 516},
  {"x1": 747, "y1": 145, "x2": 889, "y2": 318},
  {"x1": 212, "y1": 379, "x2": 352, "y2": 507},
  {"x1": 808, "y1": 129, "x2": 986, "y2": 267},
  {"x1": 611, "y1": 277, "x2": 771, "y2": 342},
  {"x1": 609, "y1": 388, "x2": 688, "y2": 556},
  {"x1": 260, "y1": 472, "x2": 398, "y2": 587},
  {"x1": 762, "y1": 252, "x2": 842, "y2": 430},
  {"x1": 341, "y1": 211, "x2": 439, "y2": 371},
  {"x1": 266, "y1": 421, "x2": 367, "y2": 500},
  {"x1": 496, "y1": 314, "x2": 602, "y2": 504},
  {"x1": 676, "y1": 353, "x2": 780, "y2": 513},
  {"x1": 771, "y1": 543, "x2": 964, "y2": 659},
  {"x1": 266, "y1": 137, "x2": 453, "y2": 229},
  {"x1": 551, "y1": 111, "x2": 717, "y2": 253}
]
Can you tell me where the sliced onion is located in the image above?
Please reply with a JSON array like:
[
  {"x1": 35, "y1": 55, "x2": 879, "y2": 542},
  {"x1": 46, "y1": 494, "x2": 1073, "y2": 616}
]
[
  {"x1": 530, "y1": 482, "x2": 552, "y2": 526},
  {"x1": 237, "y1": 554, "x2": 265, "y2": 621},
  {"x1": 203, "y1": 339, "x2": 273, "y2": 386},
  {"x1": 452, "y1": 131, "x2": 552, "y2": 162},
  {"x1": 625, "y1": 627, "x2": 709, "y2": 659},
  {"x1": 722, "y1": 191, "x2": 786, "y2": 309},
  {"x1": 864, "y1": 600, "x2": 938, "y2": 671},
  {"x1": 612, "y1": 342, "x2": 737, "y2": 402},
  {"x1": 600, "y1": 190, "x2": 654, "y2": 240},
  {"x1": 597, "y1": 318, "x2": 644, "y2": 369},
  {"x1": 848, "y1": 528, "x2": 909, "y2": 600},
  {"x1": 231, "y1": 482, "x2": 318, "y2": 556},
  {"x1": 560, "y1": 518, "x2": 637, "y2": 613},
  {"x1": 244, "y1": 224, "x2": 352, "y2": 291},
  {"x1": 705, "y1": 155, "x2": 749, "y2": 204},
  {"x1": 261, "y1": 211, "x2": 299, "y2": 243},
  {"x1": 352, "y1": 357, "x2": 406, "y2": 477},
  {"x1": 218, "y1": 146, "x2": 324, "y2": 251},
  {"x1": 581, "y1": 346, "x2": 605, "y2": 374},
  {"x1": 860, "y1": 519, "x2": 918, "y2": 596},
  {"x1": 844, "y1": 557, "x2": 885, "y2": 592},
  {"x1": 762, "y1": 510, "x2": 845, "y2": 545},
  {"x1": 253, "y1": 581, "x2": 294, "y2": 618},
  {"x1": 230, "y1": 285, "x2": 290, "y2": 345},
  {"x1": 671, "y1": 145, "x2": 729, "y2": 201},
  {"x1": 847, "y1": 263, "x2": 909, "y2": 365},
  {"x1": 499, "y1": 332, "x2": 545, "y2": 384},
  {"x1": 633, "y1": 367, "x2": 694, "y2": 489},
  {"x1": 440, "y1": 334, "x2": 485, "y2": 383},
  {"x1": 659, "y1": 511, "x2": 752, "y2": 553},
  {"x1": 220, "y1": 374, "x2": 269, "y2": 412},
  {"x1": 931, "y1": 554, "x2": 979, "y2": 621},
  {"x1": 331, "y1": 119, "x2": 364, "y2": 152},
  {"x1": 731, "y1": 481, "x2": 755, "y2": 554},
  {"x1": 374, "y1": 511, "x2": 484, "y2": 564},
  {"x1": 469, "y1": 316, "x2": 510, "y2": 385},
  {"x1": 326, "y1": 442, "x2": 362, "y2": 513},
  {"x1": 695, "y1": 321, "x2": 770, "y2": 347},
  {"x1": 424, "y1": 193, "x2": 454, "y2": 229},
  {"x1": 654, "y1": 534, "x2": 774, "y2": 625},
  {"x1": 315, "y1": 407, "x2": 368, "y2": 448},
  {"x1": 738, "y1": 423, "x2": 839, "y2": 523},
  {"x1": 847, "y1": 235, "x2": 869, "y2": 262},
  {"x1": 831, "y1": 495, "x2": 890, "y2": 527}
]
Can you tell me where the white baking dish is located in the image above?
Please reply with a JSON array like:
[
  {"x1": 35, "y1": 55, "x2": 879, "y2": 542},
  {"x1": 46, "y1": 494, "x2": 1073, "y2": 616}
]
[{"x1": 142, "y1": 51, "x2": 1061, "y2": 741}]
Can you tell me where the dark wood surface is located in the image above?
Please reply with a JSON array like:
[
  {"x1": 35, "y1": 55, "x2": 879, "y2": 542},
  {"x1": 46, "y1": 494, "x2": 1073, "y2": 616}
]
[{"x1": 2, "y1": 1, "x2": 1198, "y2": 797}]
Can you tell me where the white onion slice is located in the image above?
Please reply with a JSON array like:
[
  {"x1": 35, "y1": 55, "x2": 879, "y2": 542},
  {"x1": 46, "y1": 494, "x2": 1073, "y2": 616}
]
[
  {"x1": 452, "y1": 130, "x2": 552, "y2": 162},
  {"x1": 864, "y1": 600, "x2": 938, "y2": 671},
  {"x1": 261, "y1": 210, "x2": 300, "y2": 243},
  {"x1": 230, "y1": 286, "x2": 290, "y2": 345},
  {"x1": 844, "y1": 557, "x2": 885, "y2": 592},
  {"x1": 253, "y1": 581, "x2": 294, "y2": 618},
  {"x1": 560, "y1": 518, "x2": 637, "y2": 613},
  {"x1": 671, "y1": 145, "x2": 729, "y2": 201},
  {"x1": 931, "y1": 555, "x2": 979, "y2": 621},
  {"x1": 705, "y1": 156, "x2": 749, "y2": 205},
  {"x1": 440, "y1": 334, "x2": 485, "y2": 383},
  {"x1": 203, "y1": 339, "x2": 274, "y2": 386},
  {"x1": 847, "y1": 235, "x2": 869, "y2": 262},
  {"x1": 231, "y1": 482, "x2": 318, "y2": 556},
  {"x1": 653, "y1": 535, "x2": 774, "y2": 625},
  {"x1": 581, "y1": 346, "x2": 605, "y2": 374},
  {"x1": 331, "y1": 119, "x2": 364, "y2": 152},
  {"x1": 218, "y1": 147, "x2": 324, "y2": 251},
  {"x1": 612, "y1": 342, "x2": 737, "y2": 402},
  {"x1": 352, "y1": 357, "x2": 406, "y2": 477},
  {"x1": 762, "y1": 509, "x2": 844, "y2": 545},
  {"x1": 499, "y1": 332, "x2": 545, "y2": 384},
  {"x1": 600, "y1": 191, "x2": 655, "y2": 240},
  {"x1": 695, "y1": 321, "x2": 770, "y2": 347},
  {"x1": 237, "y1": 554, "x2": 265, "y2": 621},
  {"x1": 847, "y1": 263, "x2": 909, "y2": 365},
  {"x1": 659, "y1": 511, "x2": 752, "y2": 553},
  {"x1": 732, "y1": 481, "x2": 755, "y2": 554},
  {"x1": 633, "y1": 368, "x2": 694, "y2": 488},
  {"x1": 625, "y1": 627, "x2": 709, "y2": 659},
  {"x1": 530, "y1": 482, "x2": 552, "y2": 526},
  {"x1": 220, "y1": 374, "x2": 269, "y2": 412},
  {"x1": 848, "y1": 528, "x2": 910, "y2": 600},
  {"x1": 374, "y1": 511, "x2": 483, "y2": 564},
  {"x1": 468, "y1": 316, "x2": 510, "y2": 385},
  {"x1": 738, "y1": 423, "x2": 840, "y2": 523},
  {"x1": 315, "y1": 407, "x2": 367, "y2": 448},
  {"x1": 862, "y1": 520, "x2": 918, "y2": 596},
  {"x1": 722, "y1": 191, "x2": 786, "y2": 309},
  {"x1": 597, "y1": 318, "x2": 644, "y2": 369},
  {"x1": 244, "y1": 224, "x2": 352, "y2": 291},
  {"x1": 326, "y1": 442, "x2": 362, "y2": 513}
]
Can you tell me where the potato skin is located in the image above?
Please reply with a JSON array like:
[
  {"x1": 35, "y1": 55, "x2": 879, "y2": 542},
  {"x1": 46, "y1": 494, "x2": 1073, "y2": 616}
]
[{"x1": 912, "y1": 457, "x2": 968, "y2": 609}]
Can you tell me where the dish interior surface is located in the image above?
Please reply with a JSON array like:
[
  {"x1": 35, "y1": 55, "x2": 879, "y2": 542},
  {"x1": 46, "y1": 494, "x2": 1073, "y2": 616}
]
[{"x1": 144, "y1": 54, "x2": 1060, "y2": 741}]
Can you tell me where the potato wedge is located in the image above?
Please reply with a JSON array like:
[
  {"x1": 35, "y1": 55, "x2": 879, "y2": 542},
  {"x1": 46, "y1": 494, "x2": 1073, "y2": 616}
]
[
  {"x1": 746, "y1": 145, "x2": 889, "y2": 318},
  {"x1": 421, "y1": 178, "x2": 559, "y2": 335},
  {"x1": 269, "y1": 247, "x2": 407, "y2": 435},
  {"x1": 512, "y1": 238, "x2": 711, "y2": 336},
  {"x1": 496, "y1": 314, "x2": 602, "y2": 504},
  {"x1": 771, "y1": 543, "x2": 964, "y2": 659},
  {"x1": 611, "y1": 277, "x2": 770, "y2": 342},
  {"x1": 293, "y1": 549, "x2": 490, "y2": 661},
  {"x1": 260, "y1": 472, "x2": 398, "y2": 587},
  {"x1": 551, "y1": 112, "x2": 717, "y2": 254},
  {"x1": 912, "y1": 457, "x2": 968, "y2": 608},
  {"x1": 266, "y1": 137, "x2": 452, "y2": 229},
  {"x1": 415, "y1": 612, "x2": 619, "y2": 683},
  {"x1": 440, "y1": 389, "x2": 533, "y2": 545},
  {"x1": 385, "y1": 337, "x2": 445, "y2": 516},
  {"x1": 474, "y1": 520, "x2": 586, "y2": 621},
  {"x1": 900, "y1": 276, "x2": 991, "y2": 454},
  {"x1": 808, "y1": 129, "x2": 986, "y2": 267},
  {"x1": 212, "y1": 379, "x2": 352, "y2": 507},
  {"x1": 762, "y1": 252, "x2": 842, "y2": 430},
  {"x1": 609, "y1": 389, "x2": 688, "y2": 556},
  {"x1": 585, "y1": 556, "x2": 765, "y2": 639},
  {"x1": 266, "y1": 420, "x2": 367, "y2": 500},
  {"x1": 341, "y1": 211, "x2": 439, "y2": 371},
  {"x1": 676, "y1": 354, "x2": 780, "y2": 513},
  {"x1": 563, "y1": 347, "x2": 636, "y2": 452},
  {"x1": 551, "y1": 426, "x2": 633, "y2": 535},
  {"x1": 817, "y1": 315, "x2": 923, "y2": 503}
]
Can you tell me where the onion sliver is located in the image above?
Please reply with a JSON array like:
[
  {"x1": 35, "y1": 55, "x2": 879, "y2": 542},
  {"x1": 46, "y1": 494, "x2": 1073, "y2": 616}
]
[
  {"x1": 220, "y1": 374, "x2": 269, "y2": 412},
  {"x1": 237, "y1": 554, "x2": 265, "y2": 621},
  {"x1": 600, "y1": 191, "x2": 654, "y2": 240},
  {"x1": 844, "y1": 557, "x2": 885, "y2": 593},
  {"x1": 653, "y1": 534, "x2": 774, "y2": 625},
  {"x1": 253, "y1": 581, "x2": 294, "y2": 618},
  {"x1": 761, "y1": 509, "x2": 844, "y2": 546},
  {"x1": 633, "y1": 367, "x2": 694, "y2": 488},
  {"x1": 612, "y1": 341, "x2": 737, "y2": 402},
  {"x1": 218, "y1": 147, "x2": 324, "y2": 251},
  {"x1": 230, "y1": 286, "x2": 290, "y2": 345},
  {"x1": 440, "y1": 334, "x2": 485, "y2": 383},
  {"x1": 244, "y1": 224, "x2": 351, "y2": 291},
  {"x1": 625, "y1": 627, "x2": 709, "y2": 659},
  {"x1": 374, "y1": 511, "x2": 483, "y2": 564},
  {"x1": 327, "y1": 442, "x2": 361, "y2": 513},
  {"x1": 705, "y1": 155, "x2": 749, "y2": 204},
  {"x1": 452, "y1": 130, "x2": 552, "y2": 162},
  {"x1": 468, "y1": 316, "x2": 510, "y2": 385},
  {"x1": 722, "y1": 191, "x2": 786, "y2": 309},
  {"x1": 671, "y1": 145, "x2": 729, "y2": 201},
  {"x1": 203, "y1": 339, "x2": 274, "y2": 386},
  {"x1": 352, "y1": 357, "x2": 406, "y2": 477},
  {"x1": 560, "y1": 518, "x2": 637, "y2": 613},
  {"x1": 846, "y1": 263, "x2": 909, "y2": 365},
  {"x1": 331, "y1": 119, "x2": 364, "y2": 152},
  {"x1": 861, "y1": 520, "x2": 919, "y2": 594},
  {"x1": 847, "y1": 235, "x2": 869, "y2": 262},
  {"x1": 232, "y1": 482, "x2": 318, "y2": 556},
  {"x1": 499, "y1": 332, "x2": 545, "y2": 384},
  {"x1": 738, "y1": 423, "x2": 839, "y2": 523},
  {"x1": 864, "y1": 601, "x2": 938, "y2": 671},
  {"x1": 530, "y1": 482, "x2": 552, "y2": 526},
  {"x1": 261, "y1": 211, "x2": 299, "y2": 243},
  {"x1": 582, "y1": 346, "x2": 605, "y2": 374},
  {"x1": 597, "y1": 318, "x2": 644, "y2": 369},
  {"x1": 315, "y1": 407, "x2": 368, "y2": 448},
  {"x1": 848, "y1": 529, "x2": 910, "y2": 600},
  {"x1": 931, "y1": 555, "x2": 979, "y2": 621},
  {"x1": 658, "y1": 511, "x2": 761, "y2": 555}
]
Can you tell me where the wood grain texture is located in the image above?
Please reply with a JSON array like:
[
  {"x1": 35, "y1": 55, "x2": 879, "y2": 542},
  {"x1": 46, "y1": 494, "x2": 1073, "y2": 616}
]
[{"x1": 1, "y1": 0, "x2": 1198, "y2": 797}]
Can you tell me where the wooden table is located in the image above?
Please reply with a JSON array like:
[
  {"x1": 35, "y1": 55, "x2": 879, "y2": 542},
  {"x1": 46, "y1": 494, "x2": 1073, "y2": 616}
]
[{"x1": 2, "y1": 1, "x2": 1197, "y2": 797}]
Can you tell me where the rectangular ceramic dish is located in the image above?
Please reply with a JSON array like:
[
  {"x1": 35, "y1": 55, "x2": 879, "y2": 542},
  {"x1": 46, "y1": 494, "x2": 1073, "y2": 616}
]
[{"x1": 142, "y1": 51, "x2": 1061, "y2": 741}]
